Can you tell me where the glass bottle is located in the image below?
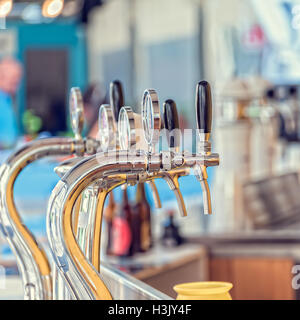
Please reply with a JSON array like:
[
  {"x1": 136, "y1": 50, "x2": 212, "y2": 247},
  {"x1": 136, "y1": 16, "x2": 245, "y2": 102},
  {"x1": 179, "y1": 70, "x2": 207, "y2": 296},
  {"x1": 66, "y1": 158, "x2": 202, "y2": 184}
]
[
  {"x1": 104, "y1": 191, "x2": 116, "y2": 256},
  {"x1": 133, "y1": 182, "x2": 152, "y2": 252},
  {"x1": 111, "y1": 187, "x2": 134, "y2": 257}
]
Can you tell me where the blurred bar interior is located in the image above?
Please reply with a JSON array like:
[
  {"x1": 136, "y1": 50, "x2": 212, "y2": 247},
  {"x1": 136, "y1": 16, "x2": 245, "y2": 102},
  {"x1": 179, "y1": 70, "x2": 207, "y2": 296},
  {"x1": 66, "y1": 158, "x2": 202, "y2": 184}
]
[{"x1": 2, "y1": 0, "x2": 300, "y2": 300}]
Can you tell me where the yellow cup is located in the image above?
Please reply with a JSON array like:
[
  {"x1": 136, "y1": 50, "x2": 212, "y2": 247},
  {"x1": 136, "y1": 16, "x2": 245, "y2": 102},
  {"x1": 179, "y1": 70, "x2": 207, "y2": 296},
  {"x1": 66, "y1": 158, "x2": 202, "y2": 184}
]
[{"x1": 173, "y1": 281, "x2": 233, "y2": 300}]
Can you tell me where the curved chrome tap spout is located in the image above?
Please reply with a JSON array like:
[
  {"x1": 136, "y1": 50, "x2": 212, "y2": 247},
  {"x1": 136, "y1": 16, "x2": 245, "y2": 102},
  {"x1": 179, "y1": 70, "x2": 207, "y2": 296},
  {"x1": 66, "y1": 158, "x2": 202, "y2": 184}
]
[
  {"x1": 0, "y1": 138, "x2": 81, "y2": 300},
  {"x1": 0, "y1": 84, "x2": 102, "y2": 300}
]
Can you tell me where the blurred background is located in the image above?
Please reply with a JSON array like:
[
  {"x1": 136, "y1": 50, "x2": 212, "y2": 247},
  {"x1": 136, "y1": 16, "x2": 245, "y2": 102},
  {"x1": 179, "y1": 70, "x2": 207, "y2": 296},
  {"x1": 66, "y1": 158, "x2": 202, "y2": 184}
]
[{"x1": 2, "y1": 0, "x2": 300, "y2": 300}]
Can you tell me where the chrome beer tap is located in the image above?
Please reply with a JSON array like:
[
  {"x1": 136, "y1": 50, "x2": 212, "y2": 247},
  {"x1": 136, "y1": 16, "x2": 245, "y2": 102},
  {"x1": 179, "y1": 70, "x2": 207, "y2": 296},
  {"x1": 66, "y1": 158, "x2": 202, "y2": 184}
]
[
  {"x1": 118, "y1": 98, "x2": 188, "y2": 216},
  {"x1": 0, "y1": 87, "x2": 99, "y2": 300},
  {"x1": 83, "y1": 80, "x2": 125, "y2": 272},
  {"x1": 51, "y1": 82, "x2": 127, "y2": 298},
  {"x1": 89, "y1": 82, "x2": 161, "y2": 273},
  {"x1": 162, "y1": 99, "x2": 188, "y2": 217},
  {"x1": 120, "y1": 94, "x2": 189, "y2": 217},
  {"x1": 194, "y1": 81, "x2": 214, "y2": 215},
  {"x1": 109, "y1": 81, "x2": 162, "y2": 207},
  {"x1": 46, "y1": 80, "x2": 219, "y2": 300},
  {"x1": 57, "y1": 80, "x2": 127, "y2": 274}
]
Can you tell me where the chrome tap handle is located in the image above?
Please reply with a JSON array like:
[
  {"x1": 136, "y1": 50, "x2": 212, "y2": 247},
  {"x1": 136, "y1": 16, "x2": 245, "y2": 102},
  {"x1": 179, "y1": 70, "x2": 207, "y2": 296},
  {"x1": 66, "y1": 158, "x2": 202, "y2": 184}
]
[
  {"x1": 163, "y1": 99, "x2": 180, "y2": 152},
  {"x1": 98, "y1": 104, "x2": 116, "y2": 151},
  {"x1": 69, "y1": 87, "x2": 84, "y2": 141},
  {"x1": 110, "y1": 80, "x2": 124, "y2": 125},
  {"x1": 141, "y1": 89, "x2": 161, "y2": 152},
  {"x1": 118, "y1": 106, "x2": 136, "y2": 150}
]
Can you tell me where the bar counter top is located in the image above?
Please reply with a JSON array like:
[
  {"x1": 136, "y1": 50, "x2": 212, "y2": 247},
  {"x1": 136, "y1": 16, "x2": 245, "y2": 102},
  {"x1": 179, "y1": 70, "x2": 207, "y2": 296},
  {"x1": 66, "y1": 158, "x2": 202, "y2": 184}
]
[{"x1": 188, "y1": 230, "x2": 300, "y2": 260}]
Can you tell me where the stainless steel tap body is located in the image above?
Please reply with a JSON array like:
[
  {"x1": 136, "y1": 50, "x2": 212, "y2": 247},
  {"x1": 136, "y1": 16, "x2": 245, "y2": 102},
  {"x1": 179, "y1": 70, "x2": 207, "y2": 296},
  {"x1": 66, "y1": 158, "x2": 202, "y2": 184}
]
[
  {"x1": 46, "y1": 149, "x2": 219, "y2": 300},
  {"x1": 0, "y1": 137, "x2": 83, "y2": 300}
]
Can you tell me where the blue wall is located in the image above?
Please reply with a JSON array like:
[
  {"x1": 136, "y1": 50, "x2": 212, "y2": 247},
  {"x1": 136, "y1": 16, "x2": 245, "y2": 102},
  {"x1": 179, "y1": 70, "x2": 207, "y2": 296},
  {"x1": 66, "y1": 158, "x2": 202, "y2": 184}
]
[{"x1": 6, "y1": 19, "x2": 87, "y2": 132}]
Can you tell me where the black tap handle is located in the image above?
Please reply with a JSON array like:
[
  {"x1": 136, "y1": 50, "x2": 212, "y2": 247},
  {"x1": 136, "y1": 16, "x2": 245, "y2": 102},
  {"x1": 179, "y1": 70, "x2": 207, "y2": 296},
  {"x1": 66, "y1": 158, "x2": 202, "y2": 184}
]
[
  {"x1": 110, "y1": 80, "x2": 124, "y2": 123},
  {"x1": 195, "y1": 80, "x2": 212, "y2": 133},
  {"x1": 289, "y1": 85, "x2": 298, "y2": 97},
  {"x1": 266, "y1": 88, "x2": 275, "y2": 100},
  {"x1": 163, "y1": 99, "x2": 180, "y2": 149}
]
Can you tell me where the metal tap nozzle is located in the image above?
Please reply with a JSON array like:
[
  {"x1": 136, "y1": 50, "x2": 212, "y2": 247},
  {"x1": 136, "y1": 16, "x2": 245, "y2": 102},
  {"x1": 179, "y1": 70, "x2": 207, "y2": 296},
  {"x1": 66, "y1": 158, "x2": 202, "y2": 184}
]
[{"x1": 146, "y1": 180, "x2": 162, "y2": 208}]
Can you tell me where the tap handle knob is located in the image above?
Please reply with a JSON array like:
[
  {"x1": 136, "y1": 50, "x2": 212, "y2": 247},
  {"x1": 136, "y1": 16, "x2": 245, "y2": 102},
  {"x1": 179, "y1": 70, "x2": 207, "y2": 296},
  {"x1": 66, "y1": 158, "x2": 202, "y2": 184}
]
[
  {"x1": 110, "y1": 80, "x2": 124, "y2": 124},
  {"x1": 98, "y1": 104, "x2": 115, "y2": 151},
  {"x1": 163, "y1": 99, "x2": 180, "y2": 150},
  {"x1": 69, "y1": 87, "x2": 84, "y2": 140},
  {"x1": 118, "y1": 106, "x2": 136, "y2": 150},
  {"x1": 141, "y1": 89, "x2": 161, "y2": 149},
  {"x1": 195, "y1": 80, "x2": 212, "y2": 135}
]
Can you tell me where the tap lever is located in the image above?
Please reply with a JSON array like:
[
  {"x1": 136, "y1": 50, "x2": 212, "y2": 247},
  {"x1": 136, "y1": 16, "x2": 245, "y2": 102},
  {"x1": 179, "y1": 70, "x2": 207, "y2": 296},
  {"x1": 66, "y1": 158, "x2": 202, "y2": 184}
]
[
  {"x1": 69, "y1": 87, "x2": 84, "y2": 141},
  {"x1": 110, "y1": 80, "x2": 124, "y2": 124},
  {"x1": 196, "y1": 80, "x2": 212, "y2": 139},
  {"x1": 163, "y1": 99, "x2": 180, "y2": 152},
  {"x1": 194, "y1": 81, "x2": 215, "y2": 215}
]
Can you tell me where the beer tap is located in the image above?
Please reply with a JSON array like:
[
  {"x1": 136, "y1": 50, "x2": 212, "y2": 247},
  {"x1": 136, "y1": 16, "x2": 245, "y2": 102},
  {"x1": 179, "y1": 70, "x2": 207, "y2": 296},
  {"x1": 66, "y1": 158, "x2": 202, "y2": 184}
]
[
  {"x1": 118, "y1": 99, "x2": 188, "y2": 216},
  {"x1": 141, "y1": 91, "x2": 189, "y2": 217},
  {"x1": 112, "y1": 82, "x2": 162, "y2": 208},
  {"x1": 0, "y1": 87, "x2": 99, "y2": 300},
  {"x1": 89, "y1": 86, "x2": 161, "y2": 271},
  {"x1": 89, "y1": 80, "x2": 126, "y2": 272},
  {"x1": 53, "y1": 83, "x2": 132, "y2": 297},
  {"x1": 194, "y1": 80, "x2": 213, "y2": 215},
  {"x1": 54, "y1": 82, "x2": 152, "y2": 295},
  {"x1": 162, "y1": 99, "x2": 188, "y2": 217},
  {"x1": 46, "y1": 81, "x2": 219, "y2": 300},
  {"x1": 117, "y1": 105, "x2": 162, "y2": 207},
  {"x1": 90, "y1": 80, "x2": 156, "y2": 271}
]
